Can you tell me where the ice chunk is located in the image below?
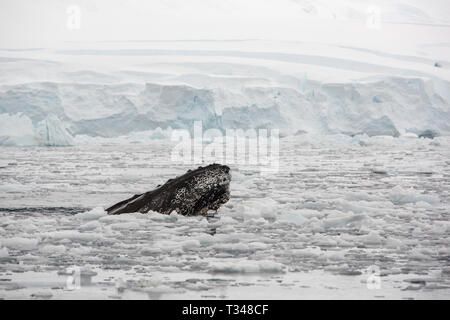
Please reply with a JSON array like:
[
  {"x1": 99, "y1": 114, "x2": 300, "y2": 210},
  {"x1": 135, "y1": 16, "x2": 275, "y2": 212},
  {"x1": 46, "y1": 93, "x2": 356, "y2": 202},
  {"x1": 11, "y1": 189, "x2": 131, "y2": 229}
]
[
  {"x1": 35, "y1": 114, "x2": 74, "y2": 146},
  {"x1": 321, "y1": 213, "x2": 367, "y2": 229},
  {"x1": 0, "y1": 247, "x2": 9, "y2": 258},
  {"x1": 42, "y1": 230, "x2": 104, "y2": 242},
  {"x1": 278, "y1": 210, "x2": 310, "y2": 226},
  {"x1": 1, "y1": 237, "x2": 39, "y2": 250},
  {"x1": 40, "y1": 244, "x2": 66, "y2": 254},
  {"x1": 359, "y1": 231, "x2": 383, "y2": 245},
  {"x1": 181, "y1": 239, "x2": 201, "y2": 251},
  {"x1": 213, "y1": 243, "x2": 250, "y2": 253},
  {"x1": 210, "y1": 259, "x2": 284, "y2": 273},
  {"x1": 402, "y1": 132, "x2": 418, "y2": 138},
  {"x1": 110, "y1": 221, "x2": 140, "y2": 230},
  {"x1": 390, "y1": 186, "x2": 440, "y2": 205},
  {"x1": 76, "y1": 207, "x2": 106, "y2": 221}
]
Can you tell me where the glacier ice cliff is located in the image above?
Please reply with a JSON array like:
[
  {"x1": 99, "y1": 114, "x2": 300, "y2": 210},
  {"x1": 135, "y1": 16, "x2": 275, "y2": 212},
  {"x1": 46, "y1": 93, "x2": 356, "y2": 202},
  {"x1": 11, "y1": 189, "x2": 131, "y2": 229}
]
[{"x1": 0, "y1": 76, "x2": 449, "y2": 146}]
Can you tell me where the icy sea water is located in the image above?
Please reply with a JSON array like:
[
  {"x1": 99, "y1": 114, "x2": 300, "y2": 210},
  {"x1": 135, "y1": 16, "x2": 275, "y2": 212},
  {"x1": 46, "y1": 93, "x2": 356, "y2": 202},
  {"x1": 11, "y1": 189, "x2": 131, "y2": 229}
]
[{"x1": 0, "y1": 136, "x2": 449, "y2": 299}]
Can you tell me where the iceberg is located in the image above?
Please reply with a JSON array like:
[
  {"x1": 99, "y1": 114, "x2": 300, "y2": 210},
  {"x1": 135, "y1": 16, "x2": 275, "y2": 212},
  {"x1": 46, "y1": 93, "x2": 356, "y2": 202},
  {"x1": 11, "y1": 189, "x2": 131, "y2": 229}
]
[
  {"x1": 35, "y1": 114, "x2": 74, "y2": 146},
  {"x1": 0, "y1": 113, "x2": 73, "y2": 146},
  {"x1": 0, "y1": 75, "x2": 448, "y2": 146}
]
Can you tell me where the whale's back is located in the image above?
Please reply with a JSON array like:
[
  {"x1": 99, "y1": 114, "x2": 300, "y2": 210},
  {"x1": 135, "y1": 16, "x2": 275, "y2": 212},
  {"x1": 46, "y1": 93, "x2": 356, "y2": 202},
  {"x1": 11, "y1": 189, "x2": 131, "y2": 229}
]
[{"x1": 106, "y1": 164, "x2": 231, "y2": 215}]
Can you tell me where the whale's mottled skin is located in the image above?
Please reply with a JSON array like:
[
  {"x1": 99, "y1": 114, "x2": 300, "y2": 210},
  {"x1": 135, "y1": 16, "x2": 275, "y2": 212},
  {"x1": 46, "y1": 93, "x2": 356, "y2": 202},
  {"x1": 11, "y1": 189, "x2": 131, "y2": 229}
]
[{"x1": 106, "y1": 164, "x2": 231, "y2": 216}]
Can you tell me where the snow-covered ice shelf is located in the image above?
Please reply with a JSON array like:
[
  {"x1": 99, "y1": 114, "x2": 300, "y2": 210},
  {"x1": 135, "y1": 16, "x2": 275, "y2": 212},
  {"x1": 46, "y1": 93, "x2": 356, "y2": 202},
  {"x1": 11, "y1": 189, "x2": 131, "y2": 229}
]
[
  {"x1": 1, "y1": 36, "x2": 450, "y2": 145},
  {"x1": 0, "y1": 136, "x2": 449, "y2": 299}
]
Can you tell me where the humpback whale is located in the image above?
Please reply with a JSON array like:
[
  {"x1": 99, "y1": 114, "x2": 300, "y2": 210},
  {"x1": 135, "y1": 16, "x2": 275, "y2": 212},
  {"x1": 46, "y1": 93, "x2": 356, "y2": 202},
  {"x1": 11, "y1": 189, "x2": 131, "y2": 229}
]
[{"x1": 106, "y1": 164, "x2": 231, "y2": 216}]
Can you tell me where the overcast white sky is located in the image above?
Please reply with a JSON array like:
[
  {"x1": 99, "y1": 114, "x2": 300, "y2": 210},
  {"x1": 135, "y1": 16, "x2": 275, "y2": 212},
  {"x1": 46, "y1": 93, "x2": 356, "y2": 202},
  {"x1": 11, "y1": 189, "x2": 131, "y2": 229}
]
[{"x1": 0, "y1": 0, "x2": 449, "y2": 48}]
